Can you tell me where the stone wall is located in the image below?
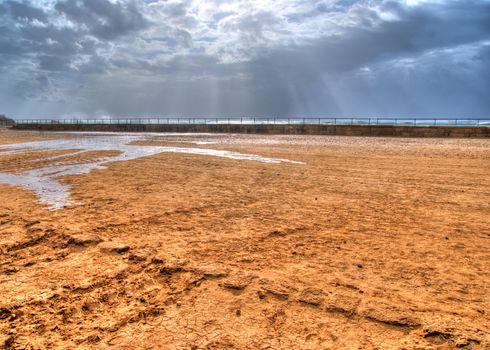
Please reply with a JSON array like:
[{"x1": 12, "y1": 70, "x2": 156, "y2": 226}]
[{"x1": 12, "y1": 123, "x2": 490, "y2": 138}]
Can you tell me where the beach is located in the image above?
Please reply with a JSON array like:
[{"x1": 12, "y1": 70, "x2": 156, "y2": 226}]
[{"x1": 0, "y1": 130, "x2": 489, "y2": 349}]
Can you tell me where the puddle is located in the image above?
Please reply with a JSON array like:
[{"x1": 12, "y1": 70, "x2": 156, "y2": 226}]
[{"x1": 0, "y1": 134, "x2": 303, "y2": 210}]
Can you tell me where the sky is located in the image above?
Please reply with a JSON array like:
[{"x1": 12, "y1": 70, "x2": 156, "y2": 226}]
[{"x1": 0, "y1": 0, "x2": 489, "y2": 119}]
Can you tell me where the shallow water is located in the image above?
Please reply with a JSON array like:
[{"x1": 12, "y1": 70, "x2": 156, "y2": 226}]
[{"x1": 0, "y1": 134, "x2": 302, "y2": 210}]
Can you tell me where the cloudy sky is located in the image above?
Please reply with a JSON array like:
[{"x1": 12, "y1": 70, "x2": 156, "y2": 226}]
[{"x1": 0, "y1": 0, "x2": 489, "y2": 119}]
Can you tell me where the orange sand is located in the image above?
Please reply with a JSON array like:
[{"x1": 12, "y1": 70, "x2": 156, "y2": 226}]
[{"x1": 0, "y1": 130, "x2": 489, "y2": 349}]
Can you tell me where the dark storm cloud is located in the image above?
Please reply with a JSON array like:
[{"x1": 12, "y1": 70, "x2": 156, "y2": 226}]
[
  {"x1": 0, "y1": 0, "x2": 489, "y2": 118},
  {"x1": 265, "y1": 0, "x2": 490, "y2": 75},
  {"x1": 13, "y1": 73, "x2": 54, "y2": 99},
  {"x1": 0, "y1": 0, "x2": 48, "y2": 22},
  {"x1": 55, "y1": 0, "x2": 149, "y2": 40},
  {"x1": 226, "y1": 0, "x2": 490, "y2": 116},
  {"x1": 475, "y1": 43, "x2": 490, "y2": 62},
  {"x1": 0, "y1": 0, "x2": 149, "y2": 76}
]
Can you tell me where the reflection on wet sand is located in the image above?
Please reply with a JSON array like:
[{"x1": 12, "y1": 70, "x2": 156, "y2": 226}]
[{"x1": 0, "y1": 134, "x2": 303, "y2": 209}]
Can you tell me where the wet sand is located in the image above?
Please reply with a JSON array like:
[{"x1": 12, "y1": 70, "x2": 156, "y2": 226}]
[{"x1": 0, "y1": 130, "x2": 489, "y2": 349}]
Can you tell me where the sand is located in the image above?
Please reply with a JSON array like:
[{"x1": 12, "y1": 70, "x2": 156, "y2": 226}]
[{"x1": 0, "y1": 129, "x2": 489, "y2": 349}]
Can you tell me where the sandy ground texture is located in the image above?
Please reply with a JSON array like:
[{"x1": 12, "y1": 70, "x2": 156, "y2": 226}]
[{"x1": 0, "y1": 129, "x2": 489, "y2": 349}]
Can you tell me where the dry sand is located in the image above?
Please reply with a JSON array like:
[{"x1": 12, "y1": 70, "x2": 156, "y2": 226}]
[{"x1": 0, "y1": 129, "x2": 489, "y2": 349}]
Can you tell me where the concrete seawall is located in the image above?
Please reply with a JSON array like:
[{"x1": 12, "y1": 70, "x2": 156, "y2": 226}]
[{"x1": 12, "y1": 123, "x2": 490, "y2": 138}]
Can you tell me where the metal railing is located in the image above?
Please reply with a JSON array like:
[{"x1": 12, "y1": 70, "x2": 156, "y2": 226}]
[{"x1": 11, "y1": 117, "x2": 490, "y2": 126}]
